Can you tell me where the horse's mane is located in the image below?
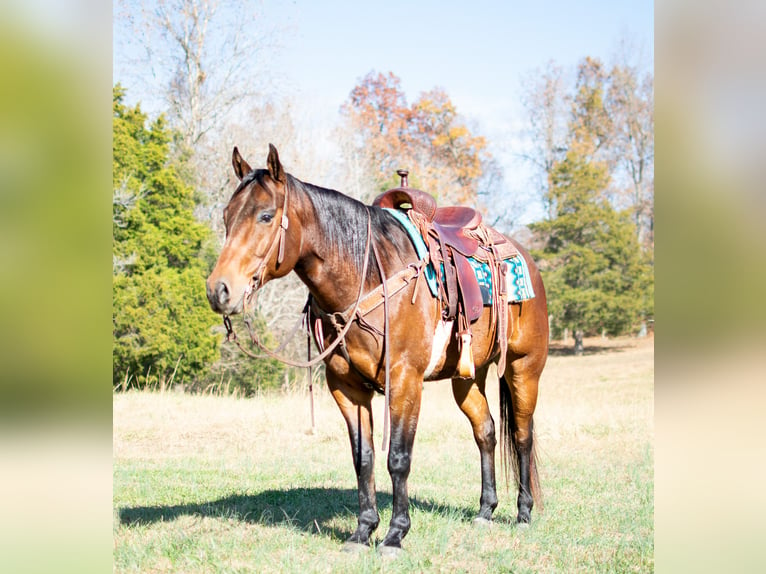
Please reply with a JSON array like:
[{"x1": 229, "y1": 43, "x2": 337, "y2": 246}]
[{"x1": 289, "y1": 175, "x2": 413, "y2": 282}]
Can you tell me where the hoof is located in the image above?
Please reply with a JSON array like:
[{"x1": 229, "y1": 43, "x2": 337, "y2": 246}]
[
  {"x1": 516, "y1": 521, "x2": 530, "y2": 530},
  {"x1": 342, "y1": 541, "x2": 369, "y2": 554},
  {"x1": 378, "y1": 544, "x2": 403, "y2": 559},
  {"x1": 472, "y1": 517, "x2": 492, "y2": 528}
]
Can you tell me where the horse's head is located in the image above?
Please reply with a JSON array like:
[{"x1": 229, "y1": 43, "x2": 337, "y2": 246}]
[{"x1": 206, "y1": 144, "x2": 296, "y2": 315}]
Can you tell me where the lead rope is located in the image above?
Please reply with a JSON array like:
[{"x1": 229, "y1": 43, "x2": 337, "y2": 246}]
[
  {"x1": 307, "y1": 326, "x2": 315, "y2": 433},
  {"x1": 370, "y1": 233, "x2": 391, "y2": 451}
]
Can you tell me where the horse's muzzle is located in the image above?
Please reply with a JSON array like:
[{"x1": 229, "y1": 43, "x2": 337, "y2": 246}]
[{"x1": 206, "y1": 278, "x2": 231, "y2": 314}]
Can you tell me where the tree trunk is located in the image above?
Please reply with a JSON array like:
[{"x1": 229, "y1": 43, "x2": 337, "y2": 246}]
[{"x1": 574, "y1": 328, "x2": 584, "y2": 356}]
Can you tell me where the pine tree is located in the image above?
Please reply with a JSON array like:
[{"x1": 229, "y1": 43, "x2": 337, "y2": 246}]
[
  {"x1": 530, "y1": 139, "x2": 651, "y2": 354},
  {"x1": 112, "y1": 85, "x2": 220, "y2": 387}
]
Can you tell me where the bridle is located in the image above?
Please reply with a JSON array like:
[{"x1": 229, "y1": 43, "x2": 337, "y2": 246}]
[
  {"x1": 246, "y1": 174, "x2": 291, "y2": 296},
  {"x1": 222, "y1": 217, "x2": 374, "y2": 371}
]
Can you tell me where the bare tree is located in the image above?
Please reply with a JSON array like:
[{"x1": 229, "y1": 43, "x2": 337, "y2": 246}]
[
  {"x1": 606, "y1": 64, "x2": 654, "y2": 248},
  {"x1": 118, "y1": 0, "x2": 278, "y2": 147},
  {"x1": 518, "y1": 61, "x2": 570, "y2": 220},
  {"x1": 115, "y1": 0, "x2": 284, "y2": 235}
]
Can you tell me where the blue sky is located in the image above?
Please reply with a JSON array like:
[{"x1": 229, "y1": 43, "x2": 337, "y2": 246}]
[
  {"x1": 268, "y1": 0, "x2": 653, "y2": 126},
  {"x1": 116, "y1": 0, "x2": 652, "y2": 125}
]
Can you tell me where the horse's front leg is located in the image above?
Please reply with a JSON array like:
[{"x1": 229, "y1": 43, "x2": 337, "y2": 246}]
[
  {"x1": 380, "y1": 367, "x2": 423, "y2": 552},
  {"x1": 326, "y1": 370, "x2": 380, "y2": 548}
]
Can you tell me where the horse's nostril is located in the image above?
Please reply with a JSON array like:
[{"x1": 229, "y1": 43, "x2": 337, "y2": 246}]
[{"x1": 216, "y1": 280, "x2": 230, "y2": 305}]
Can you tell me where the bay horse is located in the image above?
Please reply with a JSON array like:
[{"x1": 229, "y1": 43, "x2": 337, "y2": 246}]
[{"x1": 205, "y1": 145, "x2": 548, "y2": 552}]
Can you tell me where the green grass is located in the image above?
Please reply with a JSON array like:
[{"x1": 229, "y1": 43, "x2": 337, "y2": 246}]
[{"x1": 114, "y1": 337, "x2": 653, "y2": 573}]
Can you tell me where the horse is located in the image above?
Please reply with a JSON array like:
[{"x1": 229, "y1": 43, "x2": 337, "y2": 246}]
[{"x1": 205, "y1": 145, "x2": 549, "y2": 553}]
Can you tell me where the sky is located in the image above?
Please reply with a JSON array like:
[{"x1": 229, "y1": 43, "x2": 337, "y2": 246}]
[
  {"x1": 267, "y1": 0, "x2": 653, "y2": 129},
  {"x1": 113, "y1": 0, "x2": 654, "y2": 224}
]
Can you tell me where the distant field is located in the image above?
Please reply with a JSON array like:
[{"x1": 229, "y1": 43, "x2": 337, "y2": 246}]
[{"x1": 113, "y1": 335, "x2": 653, "y2": 573}]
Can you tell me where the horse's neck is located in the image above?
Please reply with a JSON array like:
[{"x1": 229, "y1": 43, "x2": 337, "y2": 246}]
[{"x1": 291, "y1": 187, "x2": 369, "y2": 312}]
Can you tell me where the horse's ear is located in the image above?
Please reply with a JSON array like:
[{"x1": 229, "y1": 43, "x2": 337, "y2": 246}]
[
  {"x1": 232, "y1": 146, "x2": 252, "y2": 181},
  {"x1": 267, "y1": 143, "x2": 284, "y2": 182}
]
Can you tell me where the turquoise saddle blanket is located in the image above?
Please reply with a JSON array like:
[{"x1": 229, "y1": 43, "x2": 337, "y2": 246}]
[{"x1": 384, "y1": 208, "x2": 535, "y2": 304}]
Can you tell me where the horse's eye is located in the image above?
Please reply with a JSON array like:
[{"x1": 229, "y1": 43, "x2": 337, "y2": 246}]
[{"x1": 258, "y1": 211, "x2": 274, "y2": 224}]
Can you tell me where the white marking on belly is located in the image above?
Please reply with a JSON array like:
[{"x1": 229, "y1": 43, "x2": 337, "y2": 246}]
[{"x1": 424, "y1": 320, "x2": 454, "y2": 378}]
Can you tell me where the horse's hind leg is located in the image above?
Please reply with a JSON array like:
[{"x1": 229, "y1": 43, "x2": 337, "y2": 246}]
[
  {"x1": 451, "y1": 366, "x2": 498, "y2": 523},
  {"x1": 500, "y1": 354, "x2": 543, "y2": 525},
  {"x1": 326, "y1": 371, "x2": 380, "y2": 547}
]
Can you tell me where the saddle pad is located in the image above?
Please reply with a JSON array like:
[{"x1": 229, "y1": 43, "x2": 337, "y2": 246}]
[
  {"x1": 468, "y1": 257, "x2": 536, "y2": 304},
  {"x1": 384, "y1": 207, "x2": 439, "y2": 290},
  {"x1": 383, "y1": 208, "x2": 535, "y2": 304}
]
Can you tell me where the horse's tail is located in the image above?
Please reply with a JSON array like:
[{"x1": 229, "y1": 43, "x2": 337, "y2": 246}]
[{"x1": 499, "y1": 375, "x2": 543, "y2": 511}]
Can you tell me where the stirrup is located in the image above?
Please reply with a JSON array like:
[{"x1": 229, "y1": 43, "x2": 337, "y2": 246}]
[{"x1": 456, "y1": 331, "x2": 475, "y2": 379}]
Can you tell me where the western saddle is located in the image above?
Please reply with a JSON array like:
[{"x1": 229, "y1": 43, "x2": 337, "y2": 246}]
[{"x1": 373, "y1": 170, "x2": 519, "y2": 378}]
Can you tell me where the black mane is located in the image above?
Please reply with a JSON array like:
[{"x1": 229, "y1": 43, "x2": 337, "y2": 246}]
[{"x1": 289, "y1": 174, "x2": 414, "y2": 282}]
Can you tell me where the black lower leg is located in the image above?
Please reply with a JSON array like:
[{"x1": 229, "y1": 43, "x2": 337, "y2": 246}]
[
  {"x1": 381, "y1": 439, "x2": 413, "y2": 548},
  {"x1": 347, "y1": 408, "x2": 379, "y2": 544},
  {"x1": 477, "y1": 426, "x2": 499, "y2": 521},
  {"x1": 349, "y1": 462, "x2": 379, "y2": 544},
  {"x1": 515, "y1": 439, "x2": 533, "y2": 523}
]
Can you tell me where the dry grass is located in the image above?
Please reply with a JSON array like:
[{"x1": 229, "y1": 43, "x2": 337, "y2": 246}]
[{"x1": 114, "y1": 334, "x2": 653, "y2": 573}]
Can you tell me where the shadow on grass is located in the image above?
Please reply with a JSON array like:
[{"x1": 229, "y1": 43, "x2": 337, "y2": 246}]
[
  {"x1": 547, "y1": 342, "x2": 635, "y2": 357},
  {"x1": 118, "y1": 487, "x2": 488, "y2": 541}
]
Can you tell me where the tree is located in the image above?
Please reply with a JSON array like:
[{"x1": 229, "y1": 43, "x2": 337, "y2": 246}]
[
  {"x1": 570, "y1": 57, "x2": 613, "y2": 159},
  {"x1": 116, "y1": 0, "x2": 276, "y2": 150},
  {"x1": 341, "y1": 71, "x2": 492, "y2": 205},
  {"x1": 343, "y1": 71, "x2": 413, "y2": 192},
  {"x1": 519, "y1": 61, "x2": 569, "y2": 220},
  {"x1": 530, "y1": 140, "x2": 652, "y2": 354},
  {"x1": 519, "y1": 54, "x2": 654, "y2": 352},
  {"x1": 115, "y1": 0, "x2": 282, "y2": 240},
  {"x1": 113, "y1": 85, "x2": 221, "y2": 388},
  {"x1": 519, "y1": 55, "x2": 654, "y2": 248},
  {"x1": 411, "y1": 88, "x2": 488, "y2": 203},
  {"x1": 606, "y1": 63, "x2": 654, "y2": 249},
  {"x1": 113, "y1": 86, "x2": 288, "y2": 393}
]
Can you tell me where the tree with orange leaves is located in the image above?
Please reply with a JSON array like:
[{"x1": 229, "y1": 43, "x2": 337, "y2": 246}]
[{"x1": 342, "y1": 71, "x2": 489, "y2": 205}]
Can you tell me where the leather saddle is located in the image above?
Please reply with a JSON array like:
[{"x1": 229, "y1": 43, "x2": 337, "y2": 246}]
[
  {"x1": 373, "y1": 186, "x2": 483, "y2": 258},
  {"x1": 372, "y1": 171, "x2": 518, "y2": 378}
]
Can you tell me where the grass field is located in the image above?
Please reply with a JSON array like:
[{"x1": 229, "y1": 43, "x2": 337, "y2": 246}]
[{"x1": 113, "y1": 335, "x2": 653, "y2": 573}]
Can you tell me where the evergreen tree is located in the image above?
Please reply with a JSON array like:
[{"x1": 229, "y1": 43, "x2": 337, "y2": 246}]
[
  {"x1": 112, "y1": 85, "x2": 220, "y2": 387},
  {"x1": 530, "y1": 139, "x2": 652, "y2": 354}
]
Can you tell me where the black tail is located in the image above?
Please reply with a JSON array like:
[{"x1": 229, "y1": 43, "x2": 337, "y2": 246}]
[{"x1": 499, "y1": 375, "x2": 543, "y2": 511}]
